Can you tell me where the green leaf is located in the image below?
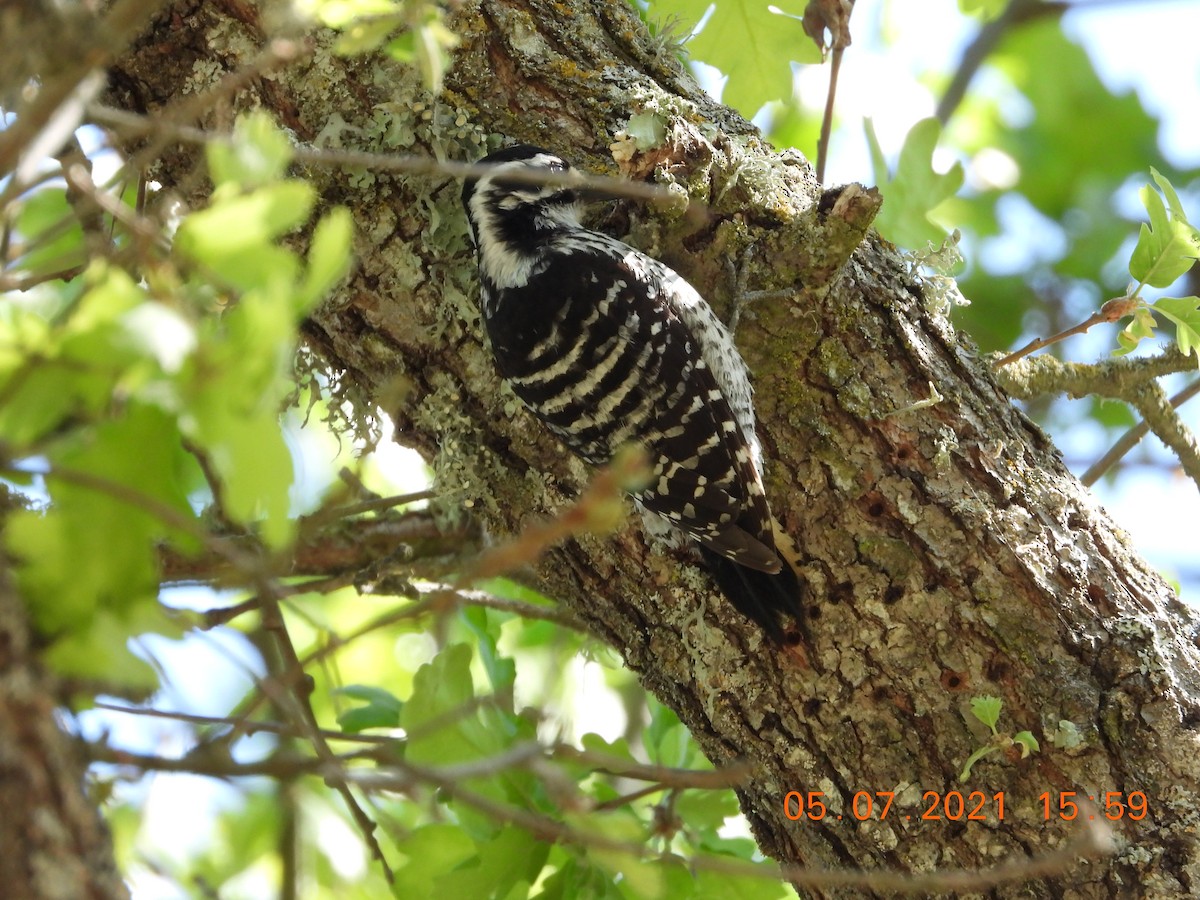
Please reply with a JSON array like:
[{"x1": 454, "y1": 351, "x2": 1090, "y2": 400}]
[
  {"x1": 646, "y1": 701, "x2": 693, "y2": 768},
  {"x1": 207, "y1": 111, "x2": 295, "y2": 189},
  {"x1": 298, "y1": 207, "x2": 354, "y2": 311},
  {"x1": 391, "y1": 823, "x2": 477, "y2": 899},
  {"x1": 41, "y1": 610, "x2": 160, "y2": 690},
  {"x1": 1130, "y1": 170, "x2": 1200, "y2": 290},
  {"x1": 459, "y1": 607, "x2": 517, "y2": 698},
  {"x1": 992, "y1": 21, "x2": 1159, "y2": 220},
  {"x1": 1013, "y1": 731, "x2": 1040, "y2": 758},
  {"x1": 1115, "y1": 305, "x2": 1157, "y2": 356},
  {"x1": 7, "y1": 404, "x2": 194, "y2": 635},
  {"x1": 1151, "y1": 297, "x2": 1200, "y2": 358},
  {"x1": 652, "y1": 0, "x2": 820, "y2": 117},
  {"x1": 674, "y1": 790, "x2": 740, "y2": 833},
  {"x1": 435, "y1": 827, "x2": 549, "y2": 899},
  {"x1": 333, "y1": 13, "x2": 403, "y2": 55},
  {"x1": 969, "y1": 695, "x2": 1003, "y2": 733},
  {"x1": 11, "y1": 186, "x2": 86, "y2": 278},
  {"x1": 335, "y1": 684, "x2": 404, "y2": 731},
  {"x1": 175, "y1": 181, "x2": 315, "y2": 291},
  {"x1": 694, "y1": 865, "x2": 791, "y2": 899},
  {"x1": 958, "y1": 0, "x2": 1006, "y2": 20},
  {"x1": 869, "y1": 117, "x2": 964, "y2": 247},
  {"x1": 403, "y1": 643, "x2": 504, "y2": 766}
]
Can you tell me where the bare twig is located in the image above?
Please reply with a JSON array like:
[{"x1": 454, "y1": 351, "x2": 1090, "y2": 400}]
[
  {"x1": 460, "y1": 448, "x2": 647, "y2": 582},
  {"x1": 87, "y1": 104, "x2": 680, "y2": 207},
  {"x1": 994, "y1": 295, "x2": 1140, "y2": 368},
  {"x1": 0, "y1": 0, "x2": 164, "y2": 180},
  {"x1": 936, "y1": 0, "x2": 1060, "y2": 125},
  {"x1": 1082, "y1": 377, "x2": 1200, "y2": 485},
  {"x1": 92, "y1": 700, "x2": 399, "y2": 745},
  {"x1": 816, "y1": 46, "x2": 844, "y2": 185}
]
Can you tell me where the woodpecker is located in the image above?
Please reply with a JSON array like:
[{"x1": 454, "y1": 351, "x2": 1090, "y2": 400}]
[{"x1": 461, "y1": 144, "x2": 801, "y2": 640}]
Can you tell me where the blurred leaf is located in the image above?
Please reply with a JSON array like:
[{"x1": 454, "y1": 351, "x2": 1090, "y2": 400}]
[
  {"x1": 534, "y1": 856, "x2": 625, "y2": 900},
  {"x1": 694, "y1": 865, "x2": 790, "y2": 899},
  {"x1": 175, "y1": 181, "x2": 314, "y2": 292},
  {"x1": 958, "y1": 0, "x2": 1006, "y2": 19},
  {"x1": 207, "y1": 111, "x2": 295, "y2": 189},
  {"x1": 11, "y1": 186, "x2": 85, "y2": 278},
  {"x1": 646, "y1": 701, "x2": 693, "y2": 768},
  {"x1": 868, "y1": 117, "x2": 964, "y2": 247},
  {"x1": 675, "y1": 790, "x2": 740, "y2": 834},
  {"x1": 336, "y1": 684, "x2": 404, "y2": 731},
  {"x1": 435, "y1": 826, "x2": 548, "y2": 898},
  {"x1": 993, "y1": 21, "x2": 1159, "y2": 221},
  {"x1": 461, "y1": 607, "x2": 517, "y2": 698},
  {"x1": 391, "y1": 823, "x2": 476, "y2": 898},
  {"x1": 299, "y1": 207, "x2": 355, "y2": 310},
  {"x1": 651, "y1": 0, "x2": 820, "y2": 117}
]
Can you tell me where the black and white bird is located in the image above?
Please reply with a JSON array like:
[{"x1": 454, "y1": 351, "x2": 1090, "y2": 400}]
[{"x1": 461, "y1": 144, "x2": 802, "y2": 640}]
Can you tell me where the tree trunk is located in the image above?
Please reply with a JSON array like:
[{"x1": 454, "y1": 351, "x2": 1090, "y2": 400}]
[
  {"x1": 0, "y1": 569, "x2": 129, "y2": 900},
  {"x1": 102, "y1": 0, "x2": 1200, "y2": 895}
]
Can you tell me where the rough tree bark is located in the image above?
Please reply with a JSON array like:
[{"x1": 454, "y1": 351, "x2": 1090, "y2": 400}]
[
  {"x1": 96, "y1": 0, "x2": 1200, "y2": 895},
  {"x1": 0, "y1": 570, "x2": 129, "y2": 900}
]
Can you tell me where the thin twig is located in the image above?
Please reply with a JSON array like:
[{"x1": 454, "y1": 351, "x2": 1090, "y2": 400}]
[
  {"x1": 936, "y1": 0, "x2": 1059, "y2": 125},
  {"x1": 1082, "y1": 378, "x2": 1200, "y2": 485},
  {"x1": 816, "y1": 46, "x2": 844, "y2": 185},
  {"x1": 87, "y1": 104, "x2": 680, "y2": 207},
  {"x1": 301, "y1": 489, "x2": 436, "y2": 527},
  {"x1": 994, "y1": 296, "x2": 1140, "y2": 367},
  {"x1": 92, "y1": 700, "x2": 399, "y2": 745}
]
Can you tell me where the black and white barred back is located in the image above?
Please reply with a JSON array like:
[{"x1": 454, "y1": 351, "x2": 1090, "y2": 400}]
[{"x1": 461, "y1": 145, "x2": 802, "y2": 640}]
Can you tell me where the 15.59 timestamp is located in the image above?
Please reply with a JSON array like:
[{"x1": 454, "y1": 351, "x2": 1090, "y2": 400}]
[{"x1": 1038, "y1": 791, "x2": 1148, "y2": 820}]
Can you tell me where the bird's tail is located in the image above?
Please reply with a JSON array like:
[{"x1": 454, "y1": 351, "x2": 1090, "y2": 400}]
[{"x1": 698, "y1": 547, "x2": 805, "y2": 642}]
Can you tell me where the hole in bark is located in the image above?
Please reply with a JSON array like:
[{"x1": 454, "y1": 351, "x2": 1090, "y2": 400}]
[
  {"x1": 784, "y1": 629, "x2": 804, "y2": 646},
  {"x1": 940, "y1": 670, "x2": 969, "y2": 691},
  {"x1": 1182, "y1": 706, "x2": 1200, "y2": 730},
  {"x1": 872, "y1": 686, "x2": 889, "y2": 702},
  {"x1": 868, "y1": 501, "x2": 885, "y2": 517},
  {"x1": 883, "y1": 585, "x2": 903, "y2": 605},
  {"x1": 829, "y1": 582, "x2": 853, "y2": 605},
  {"x1": 803, "y1": 698, "x2": 821, "y2": 717},
  {"x1": 806, "y1": 605, "x2": 821, "y2": 621}
]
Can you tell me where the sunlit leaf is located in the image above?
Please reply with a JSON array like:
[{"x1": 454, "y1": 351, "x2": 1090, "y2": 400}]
[
  {"x1": 1150, "y1": 296, "x2": 1200, "y2": 358},
  {"x1": 651, "y1": 0, "x2": 820, "y2": 117},
  {"x1": 1130, "y1": 169, "x2": 1200, "y2": 290}
]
